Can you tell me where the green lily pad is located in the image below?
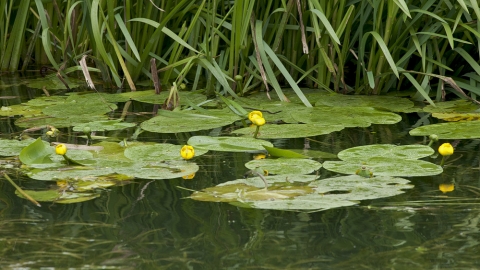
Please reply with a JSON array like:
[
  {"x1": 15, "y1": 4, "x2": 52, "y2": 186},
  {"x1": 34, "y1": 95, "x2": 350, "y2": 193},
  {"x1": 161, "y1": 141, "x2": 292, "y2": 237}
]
[
  {"x1": 115, "y1": 160, "x2": 199, "y2": 179},
  {"x1": 0, "y1": 104, "x2": 43, "y2": 117},
  {"x1": 323, "y1": 157, "x2": 442, "y2": 177},
  {"x1": 432, "y1": 112, "x2": 480, "y2": 121},
  {"x1": 409, "y1": 121, "x2": 480, "y2": 139},
  {"x1": 189, "y1": 174, "x2": 413, "y2": 211},
  {"x1": 73, "y1": 120, "x2": 136, "y2": 132},
  {"x1": 123, "y1": 143, "x2": 208, "y2": 161},
  {"x1": 132, "y1": 90, "x2": 207, "y2": 105},
  {"x1": 19, "y1": 138, "x2": 54, "y2": 165},
  {"x1": 314, "y1": 94, "x2": 415, "y2": 112},
  {"x1": 141, "y1": 109, "x2": 240, "y2": 133},
  {"x1": 27, "y1": 76, "x2": 80, "y2": 90},
  {"x1": 0, "y1": 139, "x2": 36, "y2": 156},
  {"x1": 25, "y1": 96, "x2": 68, "y2": 107},
  {"x1": 336, "y1": 144, "x2": 435, "y2": 163},
  {"x1": 423, "y1": 100, "x2": 478, "y2": 113},
  {"x1": 245, "y1": 158, "x2": 322, "y2": 174},
  {"x1": 289, "y1": 149, "x2": 337, "y2": 159},
  {"x1": 15, "y1": 114, "x2": 109, "y2": 129},
  {"x1": 233, "y1": 123, "x2": 345, "y2": 139},
  {"x1": 290, "y1": 107, "x2": 402, "y2": 127},
  {"x1": 42, "y1": 98, "x2": 117, "y2": 117},
  {"x1": 15, "y1": 190, "x2": 99, "y2": 204},
  {"x1": 188, "y1": 136, "x2": 273, "y2": 152}
]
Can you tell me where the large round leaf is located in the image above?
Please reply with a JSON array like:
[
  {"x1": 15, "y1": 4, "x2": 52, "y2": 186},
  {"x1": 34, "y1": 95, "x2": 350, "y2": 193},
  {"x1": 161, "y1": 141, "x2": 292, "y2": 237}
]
[
  {"x1": 124, "y1": 144, "x2": 208, "y2": 161},
  {"x1": 290, "y1": 107, "x2": 402, "y2": 127},
  {"x1": 323, "y1": 157, "x2": 442, "y2": 177},
  {"x1": 337, "y1": 144, "x2": 434, "y2": 162},
  {"x1": 245, "y1": 158, "x2": 322, "y2": 175},
  {"x1": 115, "y1": 160, "x2": 199, "y2": 179},
  {"x1": 315, "y1": 94, "x2": 414, "y2": 112},
  {"x1": 188, "y1": 136, "x2": 273, "y2": 152},
  {"x1": 233, "y1": 123, "x2": 344, "y2": 138},
  {"x1": 132, "y1": 90, "x2": 207, "y2": 105},
  {"x1": 410, "y1": 121, "x2": 480, "y2": 139},
  {"x1": 73, "y1": 120, "x2": 136, "y2": 132},
  {"x1": 0, "y1": 139, "x2": 35, "y2": 156},
  {"x1": 16, "y1": 190, "x2": 100, "y2": 204},
  {"x1": 141, "y1": 109, "x2": 240, "y2": 133},
  {"x1": 42, "y1": 97, "x2": 117, "y2": 117}
]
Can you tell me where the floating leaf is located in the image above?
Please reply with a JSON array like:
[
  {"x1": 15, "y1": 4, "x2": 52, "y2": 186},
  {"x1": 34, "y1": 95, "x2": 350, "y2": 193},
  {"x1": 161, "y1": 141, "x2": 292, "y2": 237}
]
[
  {"x1": 409, "y1": 121, "x2": 480, "y2": 139},
  {"x1": 27, "y1": 76, "x2": 80, "y2": 90},
  {"x1": 423, "y1": 100, "x2": 478, "y2": 113},
  {"x1": 188, "y1": 136, "x2": 273, "y2": 152},
  {"x1": 289, "y1": 149, "x2": 337, "y2": 159},
  {"x1": 245, "y1": 158, "x2": 322, "y2": 174},
  {"x1": 262, "y1": 145, "x2": 309, "y2": 158},
  {"x1": 0, "y1": 104, "x2": 42, "y2": 117},
  {"x1": 132, "y1": 90, "x2": 207, "y2": 105},
  {"x1": 323, "y1": 157, "x2": 442, "y2": 177},
  {"x1": 115, "y1": 160, "x2": 199, "y2": 179},
  {"x1": 314, "y1": 94, "x2": 415, "y2": 112},
  {"x1": 290, "y1": 107, "x2": 402, "y2": 127},
  {"x1": 42, "y1": 98, "x2": 117, "y2": 117},
  {"x1": 15, "y1": 114, "x2": 109, "y2": 129},
  {"x1": 189, "y1": 174, "x2": 413, "y2": 211},
  {"x1": 233, "y1": 123, "x2": 344, "y2": 138},
  {"x1": 73, "y1": 120, "x2": 136, "y2": 132},
  {"x1": 15, "y1": 190, "x2": 99, "y2": 204},
  {"x1": 336, "y1": 144, "x2": 434, "y2": 163},
  {"x1": 0, "y1": 139, "x2": 35, "y2": 156},
  {"x1": 19, "y1": 138, "x2": 53, "y2": 165},
  {"x1": 432, "y1": 112, "x2": 480, "y2": 122},
  {"x1": 141, "y1": 109, "x2": 240, "y2": 133},
  {"x1": 124, "y1": 143, "x2": 208, "y2": 161}
]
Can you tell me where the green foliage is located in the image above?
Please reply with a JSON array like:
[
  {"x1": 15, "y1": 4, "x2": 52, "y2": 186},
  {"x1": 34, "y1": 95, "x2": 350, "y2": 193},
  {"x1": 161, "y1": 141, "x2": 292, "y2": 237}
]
[{"x1": 0, "y1": 0, "x2": 479, "y2": 102}]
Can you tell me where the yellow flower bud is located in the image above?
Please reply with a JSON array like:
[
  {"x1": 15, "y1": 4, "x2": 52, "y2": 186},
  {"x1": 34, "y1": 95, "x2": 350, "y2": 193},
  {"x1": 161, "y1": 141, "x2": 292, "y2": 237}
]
[
  {"x1": 248, "y1": 111, "x2": 263, "y2": 122},
  {"x1": 55, "y1": 144, "x2": 67, "y2": 155},
  {"x1": 439, "y1": 183, "x2": 454, "y2": 193},
  {"x1": 180, "y1": 145, "x2": 195, "y2": 160},
  {"x1": 438, "y1": 143, "x2": 454, "y2": 156},
  {"x1": 252, "y1": 116, "x2": 265, "y2": 126}
]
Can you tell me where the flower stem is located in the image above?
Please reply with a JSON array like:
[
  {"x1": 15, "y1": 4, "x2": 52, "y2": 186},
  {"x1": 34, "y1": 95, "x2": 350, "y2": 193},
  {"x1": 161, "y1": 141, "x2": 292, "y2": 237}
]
[
  {"x1": 440, "y1": 156, "x2": 446, "y2": 167},
  {"x1": 253, "y1": 125, "x2": 260, "y2": 139}
]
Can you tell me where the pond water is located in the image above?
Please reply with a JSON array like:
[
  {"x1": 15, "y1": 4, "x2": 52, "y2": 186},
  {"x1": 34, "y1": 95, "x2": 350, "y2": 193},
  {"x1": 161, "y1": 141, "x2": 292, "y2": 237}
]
[{"x1": 1, "y1": 77, "x2": 480, "y2": 269}]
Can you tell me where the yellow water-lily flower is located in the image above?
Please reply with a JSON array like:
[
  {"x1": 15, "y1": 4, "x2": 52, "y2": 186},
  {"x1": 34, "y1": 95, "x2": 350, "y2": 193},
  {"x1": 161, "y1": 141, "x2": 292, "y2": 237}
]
[
  {"x1": 439, "y1": 183, "x2": 454, "y2": 193},
  {"x1": 253, "y1": 153, "x2": 267, "y2": 160},
  {"x1": 248, "y1": 111, "x2": 263, "y2": 122},
  {"x1": 55, "y1": 144, "x2": 67, "y2": 155},
  {"x1": 180, "y1": 145, "x2": 195, "y2": 160},
  {"x1": 438, "y1": 143, "x2": 454, "y2": 156},
  {"x1": 252, "y1": 116, "x2": 266, "y2": 126}
]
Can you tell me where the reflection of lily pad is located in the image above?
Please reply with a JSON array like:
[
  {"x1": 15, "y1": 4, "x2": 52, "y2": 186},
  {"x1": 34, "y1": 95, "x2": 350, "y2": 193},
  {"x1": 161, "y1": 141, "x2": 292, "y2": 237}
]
[
  {"x1": 73, "y1": 120, "x2": 136, "y2": 132},
  {"x1": 410, "y1": 121, "x2": 480, "y2": 139},
  {"x1": 290, "y1": 107, "x2": 402, "y2": 127},
  {"x1": 314, "y1": 94, "x2": 414, "y2": 112},
  {"x1": 233, "y1": 123, "x2": 344, "y2": 138},
  {"x1": 141, "y1": 110, "x2": 240, "y2": 133},
  {"x1": 245, "y1": 158, "x2": 322, "y2": 174},
  {"x1": 189, "y1": 174, "x2": 413, "y2": 211},
  {"x1": 124, "y1": 144, "x2": 208, "y2": 161},
  {"x1": 188, "y1": 136, "x2": 273, "y2": 152}
]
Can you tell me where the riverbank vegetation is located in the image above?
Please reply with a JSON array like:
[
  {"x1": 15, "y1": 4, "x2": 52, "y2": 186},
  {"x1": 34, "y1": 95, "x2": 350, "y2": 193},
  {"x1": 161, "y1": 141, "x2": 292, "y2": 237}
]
[{"x1": 1, "y1": 0, "x2": 479, "y2": 105}]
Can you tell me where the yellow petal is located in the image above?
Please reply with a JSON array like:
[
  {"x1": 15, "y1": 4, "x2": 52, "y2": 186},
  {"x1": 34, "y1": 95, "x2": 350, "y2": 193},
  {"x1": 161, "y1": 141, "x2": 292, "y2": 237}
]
[
  {"x1": 180, "y1": 145, "x2": 195, "y2": 160},
  {"x1": 438, "y1": 143, "x2": 454, "y2": 156},
  {"x1": 55, "y1": 144, "x2": 67, "y2": 155},
  {"x1": 248, "y1": 111, "x2": 263, "y2": 122}
]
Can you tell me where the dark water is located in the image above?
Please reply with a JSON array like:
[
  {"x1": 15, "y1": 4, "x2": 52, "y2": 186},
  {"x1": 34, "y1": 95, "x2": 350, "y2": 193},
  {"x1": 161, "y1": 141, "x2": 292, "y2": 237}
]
[{"x1": 1, "y1": 78, "x2": 480, "y2": 269}]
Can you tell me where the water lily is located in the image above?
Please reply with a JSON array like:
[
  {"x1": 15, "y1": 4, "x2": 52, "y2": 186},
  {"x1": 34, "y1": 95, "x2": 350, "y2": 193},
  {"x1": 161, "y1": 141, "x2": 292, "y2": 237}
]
[
  {"x1": 249, "y1": 111, "x2": 266, "y2": 139},
  {"x1": 180, "y1": 145, "x2": 195, "y2": 160},
  {"x1": 439, "y1": 183, "x2": 454, "y2": 193},
  {"x1": 439, "y1": 143, "x2": 454, "y2": 166},
  {"x1": 248, "y1": 111, "x2": 263, "y2": 122},
  {"x1": 55, "y1": 144, "x2": 67, "y2": 155}
]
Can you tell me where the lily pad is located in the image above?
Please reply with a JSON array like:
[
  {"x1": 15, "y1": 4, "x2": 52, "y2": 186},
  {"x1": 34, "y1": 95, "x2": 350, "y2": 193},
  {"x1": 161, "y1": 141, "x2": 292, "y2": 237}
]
[
  {"x1": 336, "y1": 144, "x2": 434, "y2": 163},
  {"x1": 15, "y1": 114, "x2": 109, "y2": 129},
  {"x1": 123, "y1": 143, "x2": 208, "y2": 161},
  {"x1": 19, "y1": 138, "x2": 54, "y2": 165},
  {"x1": 423, "y1": 100, "x2": 478, "y2": 113},
  {"x1": 290, "y1": 107, "x2": 402, "y2": 127},
  {"x1": 132, "y1": 90, "x2": 207, "y2": 105},
  {"x1": 73, "y1": 120, "x2": 136, "y2": 132},
  {"x1": 233, "y1": 123, "x2": 345, "y2": 139},
  {"x1": 115, "y1": 160, "x2": 199, "y2": 179},
  {"x1": 409, "y1": 121, "x2": 480, "y2": 139},
  {"x1": 0, "y1": 139, "x2": 36, "y2": 156},
  {"x1": 15, "y1": 190, "x2": 100, "y2": 204},
  {"x1": 262, "y1": 145, "x2": 309, "y2": 158},
  {"x1": 27, "y1": 76, "x2": 80, "y2": 90},
  {"x1": 0, "y1": 104, "x2": 42, "y2": 117},
  {"x1": 323, "y1": 157, "x2": 442, "y2": 177},
  {"x1": 314, "y1": 94, "x2": 415, "y2": 112},
  {"x1": 42, "y1": 98, "x2": 117, "y2": 117},
  {"x1": 141, "y1": 109, "x2": 240, "y2": 133},
  {"x1": 245, "y1": 158, "x2": 322, "y2": 175},
  {"x1": 188, "y1": 136, "x2": 273, "y2": 152},
  {"x1": 189, "y1": 174, "x2": 413, "y2": 211},
  {"x1": 432, "y1": 112, "x2": 480, "y2": 122}
]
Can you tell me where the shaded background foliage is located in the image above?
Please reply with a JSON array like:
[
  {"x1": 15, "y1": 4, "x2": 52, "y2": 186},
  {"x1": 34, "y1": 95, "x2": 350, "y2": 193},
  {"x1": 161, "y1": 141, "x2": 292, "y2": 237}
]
[{"x1": 1, "y1": 0, "x2": 480, "y2": 104}]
